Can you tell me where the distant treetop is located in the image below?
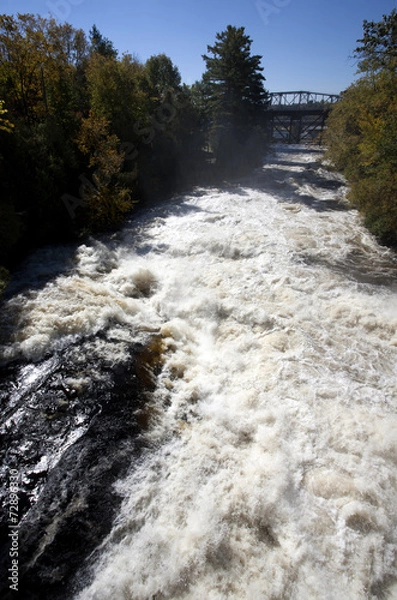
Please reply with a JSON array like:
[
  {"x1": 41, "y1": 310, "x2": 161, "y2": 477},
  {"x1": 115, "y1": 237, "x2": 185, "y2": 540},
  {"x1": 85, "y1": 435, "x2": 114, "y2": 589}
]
[{"x1": 354, "y1": 8, "x2": 397, "y2": 73}]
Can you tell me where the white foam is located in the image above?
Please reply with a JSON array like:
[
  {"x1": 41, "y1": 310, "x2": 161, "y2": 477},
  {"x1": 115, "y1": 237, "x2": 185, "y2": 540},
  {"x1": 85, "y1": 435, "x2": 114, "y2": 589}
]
[
  {"x1": 2, "y1": 148, "x2": 397, "y2": 598},
  {"x1": 75, "y1": 150, "x2": 397, "y2": 599}
]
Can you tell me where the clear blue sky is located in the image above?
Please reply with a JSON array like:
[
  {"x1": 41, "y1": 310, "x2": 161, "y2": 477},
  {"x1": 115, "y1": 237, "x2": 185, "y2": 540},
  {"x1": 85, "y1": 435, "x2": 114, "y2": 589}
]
[{"x1": 2, "y1": 0, "x2": 397, "y2": 94}]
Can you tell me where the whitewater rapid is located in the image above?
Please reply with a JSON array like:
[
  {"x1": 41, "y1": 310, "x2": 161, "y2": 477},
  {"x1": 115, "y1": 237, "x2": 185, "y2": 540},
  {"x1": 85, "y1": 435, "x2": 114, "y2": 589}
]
[{"x1": 2, "y1": 146, "x2": 397, "y2": 599}]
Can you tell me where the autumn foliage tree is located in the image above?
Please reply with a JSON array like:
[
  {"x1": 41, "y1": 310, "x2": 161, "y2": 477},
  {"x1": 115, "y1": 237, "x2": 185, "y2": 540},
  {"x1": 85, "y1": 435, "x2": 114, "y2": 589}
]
[
  {"x1": 325, "y1": 9, "x2": 397, "y2": 246},
  {"x1": 0, "y1": 13, "x2": 90, "y2": 260},
  {"x1": 0, "y1": 15, "x2": 271, "y2": 295},
  {"x1": 0, "y1": 13, "x2": 205, "y2": 282},
  {"x1": 75, "y1": 112, "x2": 134, "y2": 230}
]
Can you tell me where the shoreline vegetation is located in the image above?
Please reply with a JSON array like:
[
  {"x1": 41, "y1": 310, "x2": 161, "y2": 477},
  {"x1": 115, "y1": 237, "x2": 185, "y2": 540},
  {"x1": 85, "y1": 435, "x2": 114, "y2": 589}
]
[
  {"x1": 324, "y1": 9, "x2": 397, "y2": 250},
  {"x1": 1, "y1": 11, "x2": 397, "y2": 297},
  {"x1": 0, "y1": 18, "x2": 269, "y2": 296}
]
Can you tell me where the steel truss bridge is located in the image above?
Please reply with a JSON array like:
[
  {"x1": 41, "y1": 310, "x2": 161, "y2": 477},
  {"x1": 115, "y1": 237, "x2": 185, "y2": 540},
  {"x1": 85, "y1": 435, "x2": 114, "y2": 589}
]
[{"x1": 266, "y1": 91, "x2": 340, "y2": 144}]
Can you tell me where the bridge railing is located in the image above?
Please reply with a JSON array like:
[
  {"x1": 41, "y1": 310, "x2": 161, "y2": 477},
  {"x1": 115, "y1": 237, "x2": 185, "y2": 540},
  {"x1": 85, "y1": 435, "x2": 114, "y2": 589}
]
[{"x1": 268, "y1": 91, "x2": 340, "y2": 109}]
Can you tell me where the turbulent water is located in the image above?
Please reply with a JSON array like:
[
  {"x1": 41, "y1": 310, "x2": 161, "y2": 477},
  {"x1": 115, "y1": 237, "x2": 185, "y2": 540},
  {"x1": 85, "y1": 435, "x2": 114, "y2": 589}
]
[{"x1": 1, "y1": 146, "x2": 397, "y2": 599}]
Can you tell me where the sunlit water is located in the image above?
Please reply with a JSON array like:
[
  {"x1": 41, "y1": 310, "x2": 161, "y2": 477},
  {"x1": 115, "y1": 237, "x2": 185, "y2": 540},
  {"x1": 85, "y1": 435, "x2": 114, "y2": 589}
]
[{"x1": 2, "y1": 147, "x2": 397, "y2": 599}]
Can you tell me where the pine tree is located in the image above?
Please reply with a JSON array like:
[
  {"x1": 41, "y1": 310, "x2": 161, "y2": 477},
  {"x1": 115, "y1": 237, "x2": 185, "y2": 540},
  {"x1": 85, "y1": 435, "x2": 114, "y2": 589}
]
[
  {"x1": 202, "y1": 25, "x2": 269, "y2": 172},
  {"x1": 89, "y1": 25, "x2": 117, "y2": 59}
]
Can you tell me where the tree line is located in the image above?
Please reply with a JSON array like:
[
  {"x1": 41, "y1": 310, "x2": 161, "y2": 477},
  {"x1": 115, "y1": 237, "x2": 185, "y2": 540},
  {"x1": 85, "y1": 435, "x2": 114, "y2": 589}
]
[
  {"x1": 2, "y1": 11, "x2": 395, "y2": 296},
  {"x1": 0, "y1": 16, "x2": 269, "y2": 292},
  {"x1": 324, "y1": 9, "x2": 397, "y2": 248}
]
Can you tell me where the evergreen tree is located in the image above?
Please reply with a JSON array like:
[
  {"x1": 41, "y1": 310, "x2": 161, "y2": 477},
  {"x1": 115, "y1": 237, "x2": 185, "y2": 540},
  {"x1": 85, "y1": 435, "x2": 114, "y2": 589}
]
[
  {"x1": 89, "y1": 25, "x2": 117, "y2": 58},
  {"x1": 202, "y1": 25, "x2": 269, "y2": 173}
]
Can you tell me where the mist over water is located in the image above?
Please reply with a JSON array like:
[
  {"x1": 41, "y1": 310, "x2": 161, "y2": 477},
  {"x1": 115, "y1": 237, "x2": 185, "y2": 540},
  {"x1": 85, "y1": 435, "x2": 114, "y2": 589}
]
[{"x1": 2, "y1": 147, "x2": 397, "y2": 599}]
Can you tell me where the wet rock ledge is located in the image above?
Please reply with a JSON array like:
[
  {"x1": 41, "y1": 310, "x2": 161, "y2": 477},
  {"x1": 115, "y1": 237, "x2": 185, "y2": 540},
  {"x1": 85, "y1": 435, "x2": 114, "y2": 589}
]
[{"x1": 0, "y1": 333, "x2": 164, "y2": 600}]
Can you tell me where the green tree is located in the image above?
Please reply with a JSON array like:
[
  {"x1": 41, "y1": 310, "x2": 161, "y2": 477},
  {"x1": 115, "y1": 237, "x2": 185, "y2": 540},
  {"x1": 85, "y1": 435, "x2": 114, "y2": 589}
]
[
  {"x1": 85, "y1": 51, "x2": 148, "y2": 141},
  {"x1": 202, "y1": 25, "x2": 269, "y2": 173},
  {"x1": 0, "y1": 12, "x2": 211, "y2": 273},
  {"x1": 0, "y1": 14, "x2": 87, "y2": 122},
  {"x1": 0, "y1": 14, "x2": 88, "y2": 255},
  {"x1": 89, "y1": 25, "x2": 117, "y2": 59},
  {"x1": 354, "y1": 9, "x2": 397, "y2": 73},
  {"x1": 145, "y1": 53, "x2": 181, "y2": 97},
  {"x1": 325, "y1": 9, "x2": 397, "y2": 246}
]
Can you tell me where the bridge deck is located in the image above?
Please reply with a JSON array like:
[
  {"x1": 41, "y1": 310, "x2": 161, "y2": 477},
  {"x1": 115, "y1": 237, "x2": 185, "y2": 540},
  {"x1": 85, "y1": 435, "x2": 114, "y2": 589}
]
[{"x1": 266, "y1": 91, "x2": 340, "y2": 144}]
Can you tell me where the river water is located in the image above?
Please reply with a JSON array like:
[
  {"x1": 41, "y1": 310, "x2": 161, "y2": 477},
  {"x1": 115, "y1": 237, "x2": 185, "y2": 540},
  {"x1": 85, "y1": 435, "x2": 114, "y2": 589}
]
[{"x1": 1, "y1": 146, "x2": 397, "y2": 599}]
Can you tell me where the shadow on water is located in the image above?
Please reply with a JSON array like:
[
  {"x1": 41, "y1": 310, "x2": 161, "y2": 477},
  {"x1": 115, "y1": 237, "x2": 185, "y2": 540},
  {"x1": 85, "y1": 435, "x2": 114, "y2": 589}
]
[
  {"x1": 1, "y1": 242, "x2": 80, "y2": 301},
  {"x1": 2, "y1": 194, "x2": 208, "y2": 300},
  {"x1": 0, "y1": 241, "x2": 86, "y2": 363},
  {"x1": 267, "y1": 158, "x2": 321, "y2": 170},
  {"x1": 1, "y1": 144, "x2": 396, "y2": 600},
  {"x1": 0, "y1": 192, "x2": 210, "y2": 597},
  {"x1": 113, "y1": 197, "x2": 210, "y2": 252},
  {"x1": 236, "y1": 145, "x2": 397, "y2": 286},
  {"x1": 0, "y1": 196, "x2": 210, "y2": 354},
  {"x1": 130, "y1": 195, "x2": 209, "y2": 224},
  {"x1": 247, "y1": 154, "x2": 349, "y2": 213},
  {"x1": 3, "y1": 147, "x2": 328, "y2": 309},
  {"x1": 214, "y1": 183, "x2": 251, "y2": 197},
  {"x1": 301, "y1": 250, "x2": 397, "y2": 288},
  {"x1": 270, "y1": 143, "x2": 324, "y2": 155}
]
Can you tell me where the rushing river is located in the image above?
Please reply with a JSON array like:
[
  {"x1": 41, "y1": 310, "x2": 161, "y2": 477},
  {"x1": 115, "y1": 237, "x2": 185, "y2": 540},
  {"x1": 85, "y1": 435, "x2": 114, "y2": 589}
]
[{"x1": 1, "y1": 146, "x2": 397, "y2": 600}]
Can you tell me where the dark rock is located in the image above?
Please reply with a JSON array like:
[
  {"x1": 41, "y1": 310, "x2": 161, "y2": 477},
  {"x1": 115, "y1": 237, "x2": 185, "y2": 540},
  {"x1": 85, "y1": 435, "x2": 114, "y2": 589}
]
[{"x1": 0, "y1": 333, "x2": 162, "y2": 600}]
